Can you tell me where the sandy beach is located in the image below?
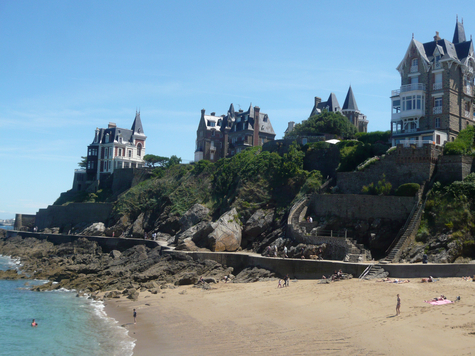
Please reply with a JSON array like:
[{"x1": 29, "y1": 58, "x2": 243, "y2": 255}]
[{"x1": 104, "y1": 277, "x2": 475, "y2": 356}]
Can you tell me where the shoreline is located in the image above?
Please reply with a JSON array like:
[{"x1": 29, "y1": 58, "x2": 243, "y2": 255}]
[{"x1": 102, "y1": 277, "x2": 475, "y2": 356}]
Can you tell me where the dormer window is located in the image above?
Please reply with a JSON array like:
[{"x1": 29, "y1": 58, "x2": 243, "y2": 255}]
[
  {"x1": 207, "y1": 120, "x2": 215, "y2": 127},
  {"x1": 411, "y1": 58, "x2": 418, "y2": 72},
  {"x1": 434, "y1": 55, "x2": 441, "y2": 69}
]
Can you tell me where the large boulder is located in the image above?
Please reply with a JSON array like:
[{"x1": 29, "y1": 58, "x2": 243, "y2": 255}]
[
  {"x1": 174, "y1": 221, "x2": 213, "y2": 246},
  {"x1": 128, "y1": 213, "x2": 145, "y2": 238},
  {"x1": 207, "y1": 208, "x2": 242, "y2": 252},
  {"x1": 179, "y1": 204, "x2": 210, "y2": 231},
  {"x1": 243, "y1": 210, "x2": 274, "y2": 243},
  {"x1": 175, "y1": 237, "x2": 199, "y2": 251},
  {"x1": 78, "y1": 223, "x2": 106, "y2": 237}
]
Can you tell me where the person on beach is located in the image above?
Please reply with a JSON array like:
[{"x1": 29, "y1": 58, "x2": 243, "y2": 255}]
[
  {"x1": 285, "y1": 274, "x2": 290, "y2": 287},
  {"x1": 133, "y1": 309, "x2": 137, "y2": 324},
  {"x1": 278, "y1": 279, "x2": 282, "y2": 288},
  {"x1": 31, "y1": 319, "x2": 37, "y2": 327},
  {"x1": 396, "y1": 294, "x2": 401, "y2": 316}
]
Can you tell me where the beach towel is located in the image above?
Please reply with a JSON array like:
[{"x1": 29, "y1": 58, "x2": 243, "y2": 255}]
[{"x1": 425, "y1": 300, "x2": 453, "y2": 305}]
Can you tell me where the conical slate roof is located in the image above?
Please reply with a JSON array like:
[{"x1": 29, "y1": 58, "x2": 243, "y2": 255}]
[
  {"x1": 342, "y1": 86, "x2": 359, "y2": 112},
  {"x1": 453, "y1": 19, "x2": 466, "y2": 44},
  {"x1": 131, "y1": 111, "x2": 144, "y2": 135},
  {"x1": 325, "y1": 93, "x2": 340, "y2": 112}
]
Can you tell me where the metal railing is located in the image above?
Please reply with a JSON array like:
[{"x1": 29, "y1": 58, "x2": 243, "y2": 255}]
[
  {"x1": 433, "y1": 82, "x2": 442, "y2": 90},
  {"x1": 433, "y1": 106, "x2": 442, "y2": 114}
]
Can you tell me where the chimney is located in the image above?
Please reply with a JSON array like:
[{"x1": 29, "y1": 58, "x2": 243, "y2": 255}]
[
  {"x1": 201, "y1": 109, "x2": 205, "y2": 119},
  {"x1": 287, "y1": 121, "x2": 295, "y2": 133},
  {"x1": 434, "y1": 31, "x2": 441, "y2": 41},
  {"x1": 315, "y1": 97, "x2": 322, "y2": 107},
  {"x1": 253, "y1": 106, "x2": 260, "y2": 147},
  {"x1": 108, "y1": 122, "x2": 116, "y2": 128},
  {"x1": 211, "y1": 112, "x2": 215, "y2": 116}
]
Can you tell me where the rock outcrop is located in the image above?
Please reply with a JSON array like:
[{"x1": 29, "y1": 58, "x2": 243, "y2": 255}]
[{"x1": 207, "y1": 208, "x2": 242, "y2": 252}]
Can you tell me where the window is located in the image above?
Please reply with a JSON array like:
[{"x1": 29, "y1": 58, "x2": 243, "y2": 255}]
[
  {"x1": 433, "y1": 97, "x2": 442, "y2": 114},
  {"x1": 137, "y1": 143, "x2": 142, "y2": 157},
  {"x1": 433, "y1": 73, "x2": 442, "y2": 90},
  {"x1": 392, "y1": 99, "x2": 401, "y2": 114},
  {"x1": 211, "y1": 130, "x2": 215, "y2": 136},
  {"x1": 412, "y1": 58, "x2": 418, "y2": 67},
  {"x1": 207, "y1": 120, "x2": 215, "y2": 127},
  {"x1": 435, "y1": 118, "x2": 441, "y2": 128},
  {"x1": 128, "y1": 150, "x2": 132, "y2": 158},
  {"x1": 434, "y1": 55, "x2": 441, "y2": 69},
  {"x1": 402, "y1": 95, "x2": 423, "y2": 111},
  {"x1": 436, "y1": 135, "x2": 441, "y2": 145},
  {"x1": 210, "y1": 153, "x2": 214, "y2": 160}
]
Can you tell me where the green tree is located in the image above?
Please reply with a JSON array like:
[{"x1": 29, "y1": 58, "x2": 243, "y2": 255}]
[
  {"x1": 285, "y1": 110, "x2": 357, "y2": 139},
  {"x1": 165, "y1": 155, "x2": 182, "y2": 168},
  {"x1": 78, "y1": 156, "x2": 87, "y2": 168},
  {"x1": 143, "y1": 154, "x2": 169, "y2": 167}
]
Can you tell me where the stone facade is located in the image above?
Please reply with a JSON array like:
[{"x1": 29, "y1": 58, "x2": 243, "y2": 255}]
[
  {"x1": 391, "y1": 20, "x2": 475, "y2": 146},
  {"x1": 194, "y1": 104, "x2": 275, "y2": 162}
]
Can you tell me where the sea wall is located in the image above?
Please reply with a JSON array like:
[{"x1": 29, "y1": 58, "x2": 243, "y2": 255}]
[
  {"x1": 35, "y1": 203, "x2": 113, "y2": 231},
  {"x1": 14, "y1": 214, "x2": 36, "y2": 231}
]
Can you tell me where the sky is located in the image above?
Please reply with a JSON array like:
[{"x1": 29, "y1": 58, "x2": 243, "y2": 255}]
[{"x1": 0, "y1": 0, "x2": 474, "y2": 219}]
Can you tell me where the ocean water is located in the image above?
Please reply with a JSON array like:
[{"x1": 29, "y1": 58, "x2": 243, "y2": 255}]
[{"x1": 0, "y1": 255, "x2": 135, "y2": 356}]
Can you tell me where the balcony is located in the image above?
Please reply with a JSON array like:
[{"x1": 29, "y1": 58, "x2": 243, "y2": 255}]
[
  {"x1": 391, "y1": 83, "x2": 425, "y2": 96},
  {"x1": 465, "y1": 110, "x2": 471, "y2": 118},
  {"x1": 465, "y1": 86, "x2": 473, "y2": 96},
  {"x1": 433, "y1": 106, "x2": 442, "y2": 114},
  {"x1": 433, "y1": 82, "x2": 442, "y2": 90}
]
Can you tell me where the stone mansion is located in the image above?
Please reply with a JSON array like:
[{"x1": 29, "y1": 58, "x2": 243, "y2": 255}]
[
  {"x1": 72, "y1": 111, "x2": 147, "y2": 192},
  {"x1": 391, "y1": 19, "x2": 475, "y2": 146},
  {"x1": 194, "y1": 104, "x2": 276, "y2": 162}
]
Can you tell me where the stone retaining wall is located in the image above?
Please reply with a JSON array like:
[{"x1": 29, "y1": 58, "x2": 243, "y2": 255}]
[
  {"x1": 310, "y1": 194, "x2": 415, "y2": 220},
  {"x1": 35, "y1": 203, "x2": 113, "y2": 231},
  {"x1": 437, "y1": 155, "x2": 474, "y2": 184}
]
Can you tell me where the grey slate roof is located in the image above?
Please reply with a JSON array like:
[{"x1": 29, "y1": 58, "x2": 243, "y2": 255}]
[
  {"x1": 131, "y1": 111, "x2": 144, "y2": 135},
  {"x1": 318, "y1": 93, "x2": 341, "y2": 112},
  {"x1": 342, "y1": 86, "x2": 359, "y2": 112},
  {"x1": 453, "y1": 20, "x2": 466, "y2": 44}
]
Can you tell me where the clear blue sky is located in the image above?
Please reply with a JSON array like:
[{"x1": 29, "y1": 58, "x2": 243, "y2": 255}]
[{"x1": 0, "y1": 0, "x2": 472, "y2": 219}]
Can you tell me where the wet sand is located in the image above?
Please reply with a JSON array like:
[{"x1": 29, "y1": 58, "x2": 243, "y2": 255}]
[{"x1": 104, "y1": 277, "x2": 475, "y2": 355}]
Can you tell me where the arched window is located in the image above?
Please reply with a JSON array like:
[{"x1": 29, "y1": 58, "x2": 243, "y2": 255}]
[{"x1": 137, "y1": 143, "x2": 142, "y2": 157}]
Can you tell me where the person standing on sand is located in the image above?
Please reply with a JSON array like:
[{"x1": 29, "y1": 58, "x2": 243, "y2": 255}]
[
  {"x1": 396, "y1": 294, "x2": 401, "y2": 316},
  {"x1": 133, "y1": 309, "x2": 137, "y2": 324}
]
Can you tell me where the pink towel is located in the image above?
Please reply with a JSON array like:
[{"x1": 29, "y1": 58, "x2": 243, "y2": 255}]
[{"x1": 425, "y1": 300, "x2": 453, "y2": 305}]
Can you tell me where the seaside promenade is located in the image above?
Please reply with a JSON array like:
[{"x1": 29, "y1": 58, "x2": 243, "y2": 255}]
[{"x1": 6, "y1": 229, "x2": 475, "y2": 279}]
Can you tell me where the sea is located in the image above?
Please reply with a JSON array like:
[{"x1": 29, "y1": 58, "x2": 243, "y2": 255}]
[{"x1": 0, "y1": 227, "x2": 135, "y2": 356}]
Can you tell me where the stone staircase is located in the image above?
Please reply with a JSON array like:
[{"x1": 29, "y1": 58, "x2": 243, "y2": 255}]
[
  {"x1": 383, "y1": 176, "x2": 435, "y2": 263},
  {"x1": 359, "y1": 262, "x2": 389, "y2": 280}
]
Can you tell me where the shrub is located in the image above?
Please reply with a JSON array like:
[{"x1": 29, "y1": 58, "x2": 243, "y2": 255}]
[
  {"x1": 395, "y1": 183, "x2": 420, "y2": 196},
  {"x1": 361, "y1": 174, "x2": 392, "y2": 195},
  {"x1": 444, "y1": 126, "x2": 475, "y2": 155}
]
